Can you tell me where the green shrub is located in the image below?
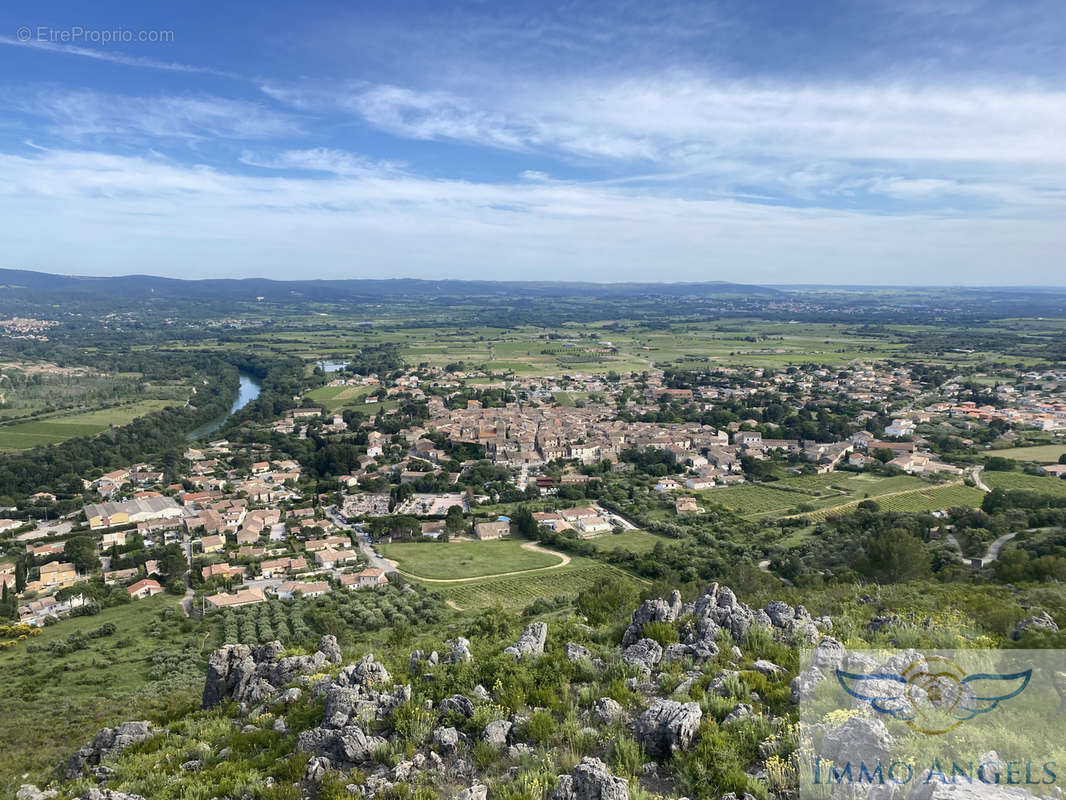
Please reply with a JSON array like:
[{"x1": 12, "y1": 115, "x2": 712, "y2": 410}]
[{"x1": 641, "y1": 621, "x2": 680, "y2": 646}]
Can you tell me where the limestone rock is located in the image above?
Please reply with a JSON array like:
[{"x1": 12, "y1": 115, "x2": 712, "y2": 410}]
[
  {"x1": 317, "y1": 635, "x2": 342, "y2": 664},
  {"x1": 550, "y1": 757, "x2": 629, "y2": 800},
  {"x1": 635, "y1": 700, "x2": 702, "y2": 758},
  {"x1": 622, "y1": 638, "x2": 663, "y2": 674},
  {"x1": 67, "y1": 722, "x2": 153, "y2": 780},
  {"x1": 592, "y1": 697, "x2": 624, "y2": 725},
  {"x1": 504, "y1": 622, "x2": 547, "y2": 661},
  {"x1": 1012, "y1": 611, "x2": 1059, "y2": 640},
  {"x1": 482, "y1": 720, "x2": 512, "y2": 748}
]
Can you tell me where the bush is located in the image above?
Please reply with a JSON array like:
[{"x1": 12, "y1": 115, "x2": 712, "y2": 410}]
[{"x1": 641, "y1": 620, "x2": 680, "y2": 646}]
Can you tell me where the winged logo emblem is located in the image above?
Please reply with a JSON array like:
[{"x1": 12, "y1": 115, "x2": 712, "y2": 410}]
[{"x1": 836, "y1": 655, "x2": 1031, "y2": 735}]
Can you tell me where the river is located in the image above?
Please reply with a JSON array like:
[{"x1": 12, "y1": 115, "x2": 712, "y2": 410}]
[{"x1": 185, "y1": 372, "x2": 262, "y2": 441}]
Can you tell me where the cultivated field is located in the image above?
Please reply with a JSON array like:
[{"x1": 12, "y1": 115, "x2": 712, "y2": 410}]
[
  {"x1": 800, "y1": 483, "x2": 987, "y2": 521},
  {"x1": 0, "y1": 398, "x2": 187, "y2": 451},
  {"x1": 581, "y1": 529, "x2": 674, "y2": 554}
]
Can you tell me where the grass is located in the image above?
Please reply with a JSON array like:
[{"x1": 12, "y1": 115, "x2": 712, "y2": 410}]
[
  {"x1": 993, "y1": 444, "x2": 1066, "y2": 463},
  {"x1": 424, "y1": 561, "x2": 638, "y2": 610},
  {"x1": 0, "y1": 595, "x2": 209, "y2": 795},
  {"x1": 379, "y1": 538, "x2": 562, "y2": 579},
  {"x1": 983, "y1": 471, "x2": 1066, "y2": 497},
  {"x1": 0, "y1": 399, "x2": 185, "y2": 451},
  {"x1": 581, "y1": 529, "x2": 673, "y2": 554},
  {"x1": 303, "y1": 384, "x2": 374, "y2": 411}
]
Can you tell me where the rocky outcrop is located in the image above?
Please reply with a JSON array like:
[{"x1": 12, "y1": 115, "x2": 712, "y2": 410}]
[
  {"x1": 79, "y1": 791, "x2": 148, "y2": 800},
  {"x1": 297, "y1": 724, "x2": 387, "y2": 766},
  {"x1": 1012, "y1": 611, "x2": 1059, "y2": 640},
  {"x1": 790, "y1": 636, "x2": 847, "y2": 702},
  {"x1": 455, "y1": 786, "x2": 489, "y2": 800},
  {"x1": 504, "y1": 622, "x2": 547, "y2": 660},
  {"x1": 635, "y1": 700, "x2": 702, "y2": 758},
  {"x1": 622, "y1": 638, "x2": 663, "y2": 675},
  {"x1": 201, "y1": 639, "x2": 336, "y2": 710},
  {"x1": 317, "y1": 635, "x2": 342, "y2": 664},
  {"x1": 821, "y1": 715, "x2": 893, "y2": 766},
  {"x1": 621, "y1": 591, "x2": 682, "y2": 646},
  {"x1": 66, "y1": 722, "x2": 153, "y2": 780},
  {"x1": 550, "y1": 757, "x2": 629, "y2": 800}
]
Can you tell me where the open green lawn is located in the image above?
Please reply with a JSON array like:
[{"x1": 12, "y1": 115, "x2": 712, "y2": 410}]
[
  {"x1": 0, "y1": 595, "x2": 208, "y2": 795},
  {"x1": 304, "y1": 384, "x2": 375, "y2": 411},
  {"x1": 379, "y1": 538, "x2": 562, "y2": 579},
  {"x1": 581, "y1": 529, "x2": 674, "y2": 554},
  {"x1": 983, "y1": 471, "x2": 1066, "y2": 497},
  {"x1": 420, "y1": 561, "x2": 639, "y2": 610},
  {"x1": 994, "y1": 444, "x2": 1066, "y2": 462}
]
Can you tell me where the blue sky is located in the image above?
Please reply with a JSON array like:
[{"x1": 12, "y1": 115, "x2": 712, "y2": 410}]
[{"x1": 0, "y1": 0, "x2": 1063, "y2": 284}]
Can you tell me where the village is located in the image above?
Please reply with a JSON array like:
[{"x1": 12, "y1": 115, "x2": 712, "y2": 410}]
[{"x1": 2, "y1": 357, "x2": 1065, "y2": 627}]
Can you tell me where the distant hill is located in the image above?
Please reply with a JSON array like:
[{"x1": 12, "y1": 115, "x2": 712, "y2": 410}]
[{"x1": 0, "y1": 268, "x2": 784, "y2": 303}]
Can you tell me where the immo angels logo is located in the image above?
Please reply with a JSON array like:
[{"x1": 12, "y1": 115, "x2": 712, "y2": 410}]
[{"x1": 836, "y1": 655, "x2": 1032, "y2": 735}]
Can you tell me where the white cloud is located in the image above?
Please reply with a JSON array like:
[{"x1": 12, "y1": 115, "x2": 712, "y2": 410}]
[
  {"x1": 0, "y1": 147, "x2": 1061, "y2": 284},
  {"x1": 8, "y1": 88, "x2": 301, "y2": 142}
]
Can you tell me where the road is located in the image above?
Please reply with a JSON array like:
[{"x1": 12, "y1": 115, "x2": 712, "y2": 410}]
[
  {"x1": 945, "y1": 530, "x2": 1022, "y2": 567},
  {"x1": 326, "y1": 506, "x2": 394, "y2": 573},
  {"x1": 969, "y1": 466, "x2": 991, "y2": 492}
]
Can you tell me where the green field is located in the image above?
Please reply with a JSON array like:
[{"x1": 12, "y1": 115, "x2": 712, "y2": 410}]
[
  {"x1": 0, "y1": 398, "x2": 185, "y2": 451},
  {"x1": 994, "y1": 445, "x2": 1066, "y2": 463},
  {"x1": 422, "y1": 561, "x2": 638, "y2": 610},
  {"x1": 304, "y1": 383, "x2": 375, "y2": 411},
  {"x1": 582, "y1": 529, "x2": 675, "y2": 554},
  {"x1": 380, "y1": 538, "x2": 562, "y2": 579},
  {"x1": 0, "y1": 595, "x2": 206, "y2": 794},
  {"x1": 983, "y1": 471, "x2": 1066, "y2": 497}
]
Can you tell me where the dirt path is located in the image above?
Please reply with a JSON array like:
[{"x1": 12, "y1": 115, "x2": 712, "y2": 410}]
[{"x1": 393, "y1": 541, "x2": 572, "y2": 584}]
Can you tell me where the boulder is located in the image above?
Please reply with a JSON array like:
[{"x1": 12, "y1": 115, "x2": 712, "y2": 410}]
[
  {"x1": 763, "y1": 601, "x2": 795, "y2": 628},
  {"x1": 456, "y1": 786, "x2": 489, "y2": 800},
  {"x1": 635, "y1": 700, "x2": 702, "y2": 758},
  {"x1": 504, "y1": 622, "x2": 548, "y2": 661},
  {"x1": 202, "y1": 641, "x2": 326, "y2": 710},
  {"x1": 592, "y1": 697, "x2": 624, "y2": 725},
  {"x1": 482, "y1": 720, "x2": 512, "y2": 749},
  {"x1": 440, "y1": 694, "x2": 475, "y2": 718},
  {"x1": 750, "y1": 659, "x2": 783, "y2": 676},
  {"x1": 722, "y1": 703, "x2": 753, "y2": 724},
  {"x1": 622, "y1": 638, "x2": 663, "y2": 674},
  {"x1": 472, "y1": 684, "x2": 492, "y2": 701},
  {"x1": 550, "y1": 757, "x2": 629, "y2": 800},
  {"x1": 821, "y1": 715, "x2": 893, "y2": 766},
  {"x1": 444, "y1": 637, "x2": 473, "y2": 664},
  {"x1": 433, "y1": 726, "x2": 460, "y2": 755},
  {"x1": 566, "y1": 642, "x2": 593, "y2": 662},
  {"x1": 67, "y1": 722, "x2": 153, "y2": 779},
  {"x1": 17, "y1": 787, "x2": 57, "y2": 800},
  {"x1": 1012, "y1": 611, "x2": 1059, "y2": 641},
  {"x1": 317, "y1": 635, "x2": 342, "y2": 664},
  {"x1": 297, "y1": 724, "x2": 386, "y2": 766},
  {"x1": 79, "y1": 792, "x2": 148, "y2": 800}
]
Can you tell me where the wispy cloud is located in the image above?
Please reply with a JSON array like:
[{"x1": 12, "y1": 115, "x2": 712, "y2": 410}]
[
  {"x1": 7, "y1": 88, "x2": 302, "y2": 143},
  {"x1": 0, "y1": 35, "x2": 242, "y2": 79}
]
